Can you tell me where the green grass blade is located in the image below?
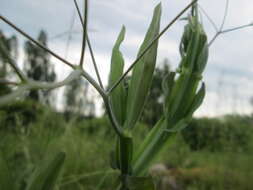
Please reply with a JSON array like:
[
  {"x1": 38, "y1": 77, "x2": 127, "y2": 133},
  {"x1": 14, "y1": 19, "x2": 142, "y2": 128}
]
[
  {"x1": 108, "y1": 26, "x2": 127, "y2": 125},
  {"x1": 0, "y1": 155, "x2": 15, "y2": 190},
  {"x1": 125, "y1": 3, "x2": 162, "y2": 129},
  {"x1": 127, "y1": 176, "x2": 155, "y2": 190},
  {"x1": 26, "y1": 152, "x2": 66, "y2": 190}
]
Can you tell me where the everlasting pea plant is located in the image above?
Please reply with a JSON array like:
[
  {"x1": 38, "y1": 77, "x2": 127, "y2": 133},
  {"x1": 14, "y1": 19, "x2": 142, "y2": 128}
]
[{"x1": 0, "y1": 0, "x2": 208, "y2": 189}]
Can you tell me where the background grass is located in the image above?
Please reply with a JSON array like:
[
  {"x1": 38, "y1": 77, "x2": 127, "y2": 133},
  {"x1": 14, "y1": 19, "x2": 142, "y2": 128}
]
[{"x1": 0, "y1": 100, "x2": 253, "y2": 190}]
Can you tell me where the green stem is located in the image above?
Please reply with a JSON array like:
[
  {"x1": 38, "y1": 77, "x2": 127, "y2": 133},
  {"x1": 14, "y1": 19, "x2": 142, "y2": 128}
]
[{"x1": 103, "y1": 97, "x2": 125, "y2": 138}]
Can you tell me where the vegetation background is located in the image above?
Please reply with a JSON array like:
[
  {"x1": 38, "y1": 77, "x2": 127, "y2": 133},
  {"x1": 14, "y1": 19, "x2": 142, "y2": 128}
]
[{"x1": 1, "y1": 0, "x2": 253, "y2": 189}]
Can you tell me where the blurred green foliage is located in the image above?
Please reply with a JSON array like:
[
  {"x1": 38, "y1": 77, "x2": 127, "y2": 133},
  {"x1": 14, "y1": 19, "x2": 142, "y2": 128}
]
[
  {"x1": 181, "y1": 116, "x2": 253, "y2": 152},
  {"x1": 0, "y1": 100, "x2": 253, "y2": 189}
]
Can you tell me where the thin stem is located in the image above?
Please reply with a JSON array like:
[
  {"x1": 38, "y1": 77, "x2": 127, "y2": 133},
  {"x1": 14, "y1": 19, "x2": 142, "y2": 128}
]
[
  {"x1": 87, "y1": 38, "x2": 104, "y2": 89},
  {"x1": 65, "y1": 11, "x2": 76, "y2": 59},
  {"x1": 79, "y1": 0, "x2": 88, "y2": 67},
  {"x1": 198, "y1": 4, "x2": 219, "y2": 32},
  {"x1": 205, "y1": 0, "x2": 252, "y2": 47},
  {"x1": 0, "y1": 79, "x2": 20, "y2": 86},
  {"x1": 0, "y1": 7, "x2": 123, "y2": 138},
  {"x1": 208, "y1": 32, "x2": 220, "y2": 47},
  {"x1": 79, "y1": 69, "x2": 106, "y2": 99},
  {"x1": 74, "y1": 0, "x2": 122, "y2": 137},
  {"x1": 103, "y1": 97, "x2": 125, "y2": 138},
  {"x1": 29, "y1": 70, "x2": 82, "y2": 89},
  {"x1": 0, "y1": 86, "x2": 28, "y2": 106},
  {"x1": 0, "y1": 18, "x2": 106, "y2": 107},
  {"x1": 73, "y1": 0, "x2": 104, "y2": 89},
  {"x1": 208, "y1": 23, "x2": 253, "y2": 47},
  {"x1": 107, "y1": 0, "x2": 198, "y2": 94},
  {"x1": 50, "y1": 30, "x2": 81, "y2": 40},
  {"x1": 0, "y1": 70, "x2": 82, "y2": 106},
  {"x1": 221, "y1": 23, "x2": 253, "y2": 34},
  {"x1": 0, "y1": 41, "x2": 28, "y2": 81},
  {"x1": 0, "y1": 15, "x2": 75, "y2": 69},
  {"x1": 220, "y1": 0, "x2": 229, "y2": 31}
]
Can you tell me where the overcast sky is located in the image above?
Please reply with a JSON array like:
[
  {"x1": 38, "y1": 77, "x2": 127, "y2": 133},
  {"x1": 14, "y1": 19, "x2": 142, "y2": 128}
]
[{"x1": 1, "y1": 0, "x2": 253, "y2": 116}]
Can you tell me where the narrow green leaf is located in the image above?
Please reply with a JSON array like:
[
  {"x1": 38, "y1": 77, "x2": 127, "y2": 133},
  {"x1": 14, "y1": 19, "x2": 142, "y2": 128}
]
[
  {"x1": 165, "y1": 83, "x2": 205, "y2": 133},
  {"x1": 165, "y1": 118, "x2": 189, "y2": 132},
  {"x1": 108, "y1": 26, "x2": 127, "y2": 125},
  {"x1": 125, "y1": 3, "x2": 162, "y2": 129},
  {"x1": 186, "y1": 82, "x2": 206, "y2": 116},
  {"x1": 0, "y1": 155, "x2": 15, "y2": 190},
  {"x1": 127, "y1": 176, "x2": 155, "y2": 190},
  {"x1": 171, "y1": 74, "x2": 199, "y2": 122},
  {"x1": 165, "y1": 69, "x2": 191, "y2": 121},
  {"x1": 26, "y1": 152, "x2": 66, "y2": 190},
  {"x1": 179, "y1": 23, "x2": 192, "y2": 58},
  {"x1": 132, "y1": 118, "x2": 170, "y2": 176},
  {"x1": 133, "y1": 117, "x2": 164, "y2": 165},
  {"x1": 196, "y1": 35, "x2": 208, "y2": 73},
  {"x1": 162, "y1": 71, "x2": 176, "y2": 115}
]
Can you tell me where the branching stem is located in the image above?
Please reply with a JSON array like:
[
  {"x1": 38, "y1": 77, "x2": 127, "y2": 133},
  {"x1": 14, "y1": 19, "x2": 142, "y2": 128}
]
[
  {"x1": 0, "y1": 15, "x2": 75, "y2": 69},
  {"x1": 0, "y1": 41, "x2": 28, "y2": 81},
  {"x1": 73, "y1": 0, "x2": 104, "y2": 89},
  {"x1": 79, "y1": 0, "x2": 88, "y2": 67},
  {"x1": 0, "y1": 79, "x2": 20, "y2": 86},
  {"x1": 73, "y1": 0, "x2": 124, "y2": 136}
]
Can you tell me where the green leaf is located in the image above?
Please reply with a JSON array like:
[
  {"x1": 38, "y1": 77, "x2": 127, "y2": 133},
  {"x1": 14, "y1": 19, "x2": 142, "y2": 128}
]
[
  {"x1": 132, "y1": 118, "x2": 169, "y2": 176},
  {"x1": 162, "y1": 71, "x2": 176, "y2": 115},
  {"x1": 186, "y1": 82, "x2": 206, "y2": 116},
  {"x1": 165, "y1": 118, "x2": 189, "y2": 132},
  {"x1": 127, "y1": 176, "x2": 155, "y2": 190},
  {"x1": 125, "y1": 3, "x2": 162, "y2": 129},
  {"x1": 0, "y1": 155, "x2": 15, "y2": 190},
  {"x1": 108, "y1": 26, "x2": 127, "y2": 125},
  {"x1": 165, "y1": 83, "x2": 206, "y2": 133},
  {"x1": 195, "y1": 34, "x2": 208, "y2": 73},
  {"x1": 26, "y1": 152, "x2": 66, "y2": 190}
]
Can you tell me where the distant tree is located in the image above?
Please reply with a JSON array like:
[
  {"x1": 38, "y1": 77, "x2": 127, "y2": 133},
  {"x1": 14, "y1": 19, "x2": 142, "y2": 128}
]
[
  {"x1": 250, "y1": 97, "x2": 253, "y2": 114},
  {"x1": 0, "y1": 30, "x2": 18, "y2": 95},
  {"x1": 141, "y1": 59, "x2": 170, "y2": 126},
  {"x1": 24, "y1": 30, "x2": 56, "y2": 105},
  {"x1": 64, "y1": 78, "x2": 95, "y2": 118}
]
